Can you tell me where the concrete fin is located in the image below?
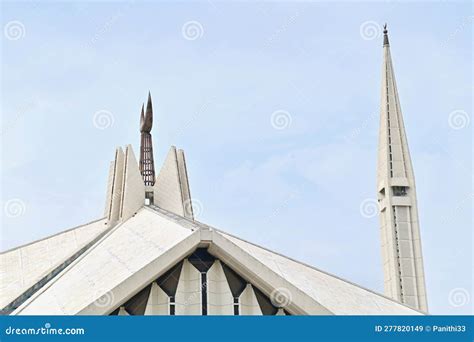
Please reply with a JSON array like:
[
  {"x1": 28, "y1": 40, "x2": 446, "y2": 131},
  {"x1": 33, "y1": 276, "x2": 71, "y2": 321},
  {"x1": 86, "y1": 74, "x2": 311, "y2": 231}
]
[
  {"x1": 107, "y1": 147, "x2": 125, "y2": 224},
  {"x1": 120, "y1": 145, "x2": 145, "y2": 221},
  {"x1": 104, "y1": 161, "x2": 114, "y2": 217},
  {"x1": 176, "y1": 149, "x2": 193, "y2": 219}
]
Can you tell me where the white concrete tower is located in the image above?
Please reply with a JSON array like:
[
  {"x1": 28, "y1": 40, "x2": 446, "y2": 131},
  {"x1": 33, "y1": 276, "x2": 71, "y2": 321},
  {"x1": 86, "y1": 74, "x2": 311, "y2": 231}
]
[{"x1": 377, "y1": 25, "x2": 428, "y2": 312}]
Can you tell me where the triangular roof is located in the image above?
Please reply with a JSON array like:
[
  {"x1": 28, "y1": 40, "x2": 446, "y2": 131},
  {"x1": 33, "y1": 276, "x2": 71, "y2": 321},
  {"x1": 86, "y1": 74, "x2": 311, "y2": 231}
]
[{"x1": 9, "y1": 206, "x2": 422, "y2": 316}]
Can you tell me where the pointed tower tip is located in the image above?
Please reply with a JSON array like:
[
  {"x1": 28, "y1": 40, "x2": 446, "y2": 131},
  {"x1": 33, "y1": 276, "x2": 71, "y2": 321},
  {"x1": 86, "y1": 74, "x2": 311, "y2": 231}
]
[
  {"x1": 383, "y1": 23, "x2": 390, "y2": 46},
  {"x1": 143, "y1": 92, "x2": 153, "y2": 132}
]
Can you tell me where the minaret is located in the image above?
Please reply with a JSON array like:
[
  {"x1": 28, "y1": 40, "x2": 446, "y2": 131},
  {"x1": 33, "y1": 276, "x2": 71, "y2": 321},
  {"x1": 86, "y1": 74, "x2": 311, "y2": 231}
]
[
  {"x1": 376, "y1": 25, "x2": 428, "y2": 312},
  {"x1": 139, "y1": 92, "x2": 156, "y2": 186}
]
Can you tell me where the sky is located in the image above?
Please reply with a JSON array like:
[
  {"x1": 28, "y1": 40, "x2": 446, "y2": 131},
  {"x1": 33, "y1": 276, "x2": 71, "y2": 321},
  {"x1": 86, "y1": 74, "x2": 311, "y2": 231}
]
[{"x1": 1, "y1": 1, "x2": 472, "y2": 315}]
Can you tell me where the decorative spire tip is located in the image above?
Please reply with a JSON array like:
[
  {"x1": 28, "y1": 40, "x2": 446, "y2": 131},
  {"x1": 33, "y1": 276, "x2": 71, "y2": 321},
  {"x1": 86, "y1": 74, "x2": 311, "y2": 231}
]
[
  {"x1": 141, "y1": 93, "x2": 153, "y2": 133},
  {"x1": 383, "y1": 23, "x2": 390, "y2": 46}
]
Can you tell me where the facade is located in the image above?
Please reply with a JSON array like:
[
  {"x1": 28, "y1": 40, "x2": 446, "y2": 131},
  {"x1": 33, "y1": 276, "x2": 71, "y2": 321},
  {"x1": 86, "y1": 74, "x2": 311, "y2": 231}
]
[{"x1": 0, "y1": 28, "x2": 426, "y2": 316}]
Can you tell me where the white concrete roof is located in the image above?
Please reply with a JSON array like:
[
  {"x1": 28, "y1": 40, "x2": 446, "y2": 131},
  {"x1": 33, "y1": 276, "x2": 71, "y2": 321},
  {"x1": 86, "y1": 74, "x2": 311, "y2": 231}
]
[
  {"x1": 10, "y1": 206, "x2": 421, "y2": 315},
  {"x1": 216, "y1": 231, "x2": 421, "y2": 315},
  {"x1": 14, "y1": 208, "x2": 198, "y2": 315},
  {"x1": 0, "y1": 218, "x2": 108, "y2": 309}
]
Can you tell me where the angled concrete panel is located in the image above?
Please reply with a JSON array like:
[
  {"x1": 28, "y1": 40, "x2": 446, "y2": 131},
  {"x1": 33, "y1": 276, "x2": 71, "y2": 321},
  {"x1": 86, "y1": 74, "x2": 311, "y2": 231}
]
[
  {"x1": 104, "y1": 161, "x2": 114, "y2": 217},
  {"x1": 108, "y1": 147, "x2": 125, "y2": 224},
  {"x1": 14, "y1": 209, "x2": 199, "y2": 315},
  {"x1": 153, "y1": 146, "x2": 185, "y2": 216},
  {"x1": 210, "y1": 230, "x2": 421, "y2": 315},
  {"x1": 0, "y1": 218, "x2": 108, "y2": 310},
  {"x1": 120, "y1": 145, "x2": 145, "y2": 221},
  {"x1": 176, "y1": 149, "x2": 193, "y2": 219}
]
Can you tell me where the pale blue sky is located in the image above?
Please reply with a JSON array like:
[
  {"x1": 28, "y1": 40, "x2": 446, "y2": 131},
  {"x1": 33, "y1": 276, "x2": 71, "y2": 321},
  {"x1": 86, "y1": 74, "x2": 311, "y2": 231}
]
[{"x1": 1, "y1": 1, "x2": 472, "y2": 314}]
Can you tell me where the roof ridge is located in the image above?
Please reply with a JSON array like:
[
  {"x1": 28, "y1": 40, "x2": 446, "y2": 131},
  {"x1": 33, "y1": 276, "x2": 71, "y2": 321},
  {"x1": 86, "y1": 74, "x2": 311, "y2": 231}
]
[{"x1": 144, "y1": 205, "x2": 199, "y2": 231}]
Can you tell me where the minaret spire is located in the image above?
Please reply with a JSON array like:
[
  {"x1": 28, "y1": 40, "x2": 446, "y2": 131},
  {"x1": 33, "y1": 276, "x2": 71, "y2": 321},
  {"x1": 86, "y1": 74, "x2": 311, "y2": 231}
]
[
  {"x1": 383, "y1": 23, "x2": 389, "y2": 46},
  {"x1": 377, "y1": 26, "x2": 428, "y2": 312},
  {"x1": 139, "y1": 92, "x2": 156, "y2": 186}
]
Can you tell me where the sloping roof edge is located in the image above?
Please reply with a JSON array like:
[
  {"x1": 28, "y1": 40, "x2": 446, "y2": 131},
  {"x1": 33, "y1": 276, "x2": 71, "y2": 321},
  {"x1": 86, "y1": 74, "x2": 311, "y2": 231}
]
[
  {"x1": 211, "y1": 228, "x2": 424, "y2": 315},
  {"x1": 1, "y1": 217, "x2": 106, "y2": 254}
]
